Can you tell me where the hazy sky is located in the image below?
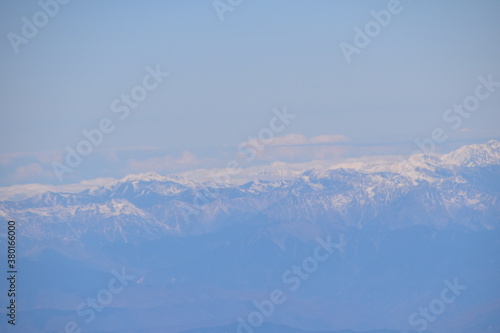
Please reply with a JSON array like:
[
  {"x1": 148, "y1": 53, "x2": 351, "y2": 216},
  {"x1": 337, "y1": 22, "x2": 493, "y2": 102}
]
[{"x1": 1, "y1": 0, "x2": 499, "y2": 186}]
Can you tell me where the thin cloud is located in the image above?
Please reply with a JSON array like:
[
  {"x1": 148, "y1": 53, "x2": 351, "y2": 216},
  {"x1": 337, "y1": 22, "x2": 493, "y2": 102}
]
[
  {"x1": 12, "y1": 163, "x2": 44, "y2": 180},
  {"x1": 0, "y1": 177, "x2": 117, "y2": 201},
  {"x1": 240, "y1": 133, "x2": 350, "y2": 161},
  {"x1": 126, "y1": 150, "x2": 202, "y2": 173}
]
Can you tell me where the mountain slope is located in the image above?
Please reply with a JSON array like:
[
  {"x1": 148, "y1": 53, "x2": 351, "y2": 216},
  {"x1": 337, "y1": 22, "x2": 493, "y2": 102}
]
[{"x1": 1, "y1": 141, "x2": 499, "y2": 241}]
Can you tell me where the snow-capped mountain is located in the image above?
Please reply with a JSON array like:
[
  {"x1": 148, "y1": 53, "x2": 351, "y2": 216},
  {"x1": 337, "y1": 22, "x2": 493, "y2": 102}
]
[
  {"x1": 1, "y1": 140, "x2": 499, "y2": 241},
  {"x1": 6, "y1": 141, "x2": 500, "y2": 333},
  {"x1": 441, "y1": 139, "x2": 500, "y2": 167}
]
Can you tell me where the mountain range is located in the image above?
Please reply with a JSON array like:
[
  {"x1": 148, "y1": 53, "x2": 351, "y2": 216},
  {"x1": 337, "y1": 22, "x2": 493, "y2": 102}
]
[
  {"x1": 1, "y1": 140, "x2": 498, "y2": 242},
  {"x1": 1, "y1": 140, "x2": 499, "y2": 333}
]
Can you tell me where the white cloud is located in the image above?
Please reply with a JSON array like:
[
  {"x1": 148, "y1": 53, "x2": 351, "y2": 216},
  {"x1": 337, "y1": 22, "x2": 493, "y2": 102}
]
[
  {"x1": 0, "y1": 177, "x2": 117, "y2": 201},
  {"x1": 176, "y1": 154, "x2": 403, "y2": 185},
  {"x1": 0, "y1": 153, "x2": 412, "y2": 201},
  {"x1": 0, "y1": 150, "x2": 63, "y2": 166},
  {"x1": 126, "y1": 150, "x2": 202, "y2": 173},
  {"x1": 269, "y1": 134, "x2": 308, "y2": 146},
  {"x1": 238, "y1": 133, "x2": 351, "y2": 161},
  {"x1": 309, "y1": 134, "x2": 348, "y2": 144},
  {"x1": 12, "y1": 163, "x2": 44, "y2": 180}
]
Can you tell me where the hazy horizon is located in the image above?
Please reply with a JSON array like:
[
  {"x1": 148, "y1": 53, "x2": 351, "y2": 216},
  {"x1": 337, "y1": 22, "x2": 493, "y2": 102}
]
[{"x1": 1, "y1": 0, "x2": 500, "y2": 187}]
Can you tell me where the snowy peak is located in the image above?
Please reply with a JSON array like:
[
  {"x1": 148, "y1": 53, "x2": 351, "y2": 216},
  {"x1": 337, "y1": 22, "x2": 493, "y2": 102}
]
[
  {"x1": 120, "y1": 172, "x2": 183, "y2": 183},
  {"x1": 1, "y1": 140, "x2": 499, "y2": 240},
  {"x1": 442, "y1": 140, "x2": 500, "y2": 167},
  {"x1": 240, "y1": 179, "x2": 285, "y2": 193},
  {"x1": 327, "y1": 141, "x2": 500, "y2": 184},
  {"x1": 86, "y1": 172, "x2": 202, "y2": 198}
]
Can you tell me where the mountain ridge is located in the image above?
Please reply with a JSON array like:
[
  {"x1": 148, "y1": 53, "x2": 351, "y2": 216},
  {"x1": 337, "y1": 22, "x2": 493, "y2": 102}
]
[{"x1": 1, "y1": 140, "x2": 499, "y2": 241}]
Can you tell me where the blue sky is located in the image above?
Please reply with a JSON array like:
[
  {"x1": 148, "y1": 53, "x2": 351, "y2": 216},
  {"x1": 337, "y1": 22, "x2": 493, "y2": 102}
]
[{"x1": 1, "y1": 0, "x2": 499, "y2": 186}]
